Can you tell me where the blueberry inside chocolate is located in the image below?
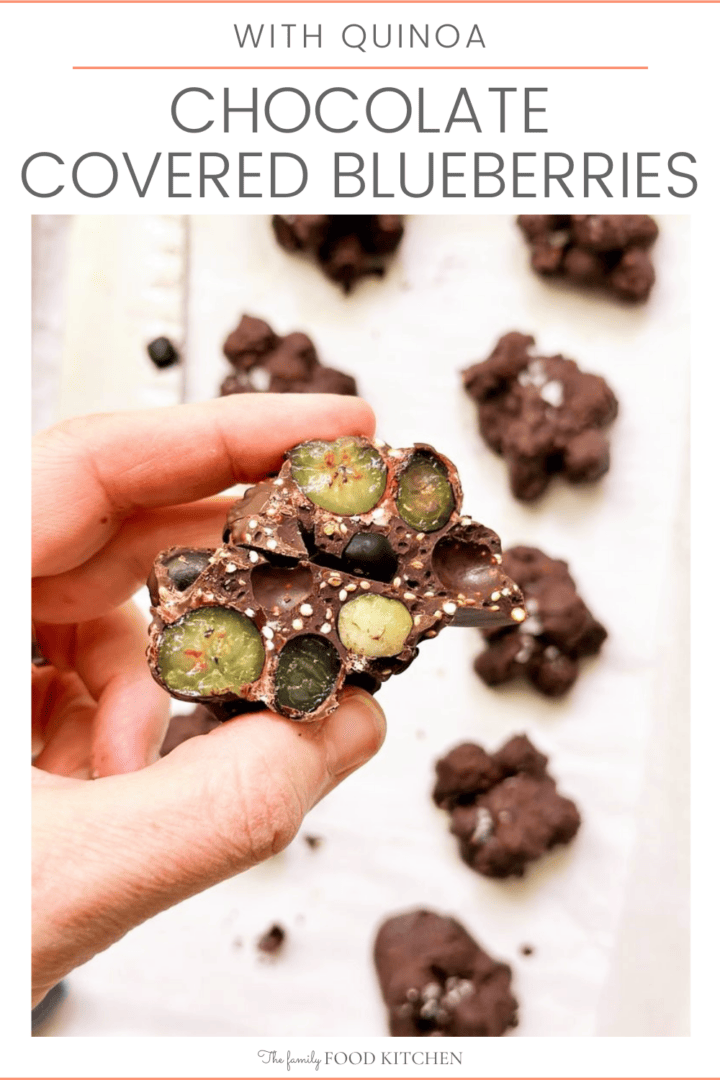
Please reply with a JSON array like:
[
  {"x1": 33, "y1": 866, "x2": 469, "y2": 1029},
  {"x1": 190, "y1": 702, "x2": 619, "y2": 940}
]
[
  {"x1": 157, "y1": 607, "x2": 265, "y2": 696},
  {"x1": 275, "y1": 635, "x2": 341, "y2": 714},
  {"x1": 337, "y1": 594, "x2": 413, "y2": 657},
  {"x1": 341, "y1": 532, "x2": 398, "y2": 583},
  {"x1": 396, "y1": 452, "x2": 454, "y2": 533},
  {"x1": 164, "y1": 551, "x2": 212, "y2": 592},
  {"x1": 289, "y1": 436, "x2": 387, "y2": 516}
]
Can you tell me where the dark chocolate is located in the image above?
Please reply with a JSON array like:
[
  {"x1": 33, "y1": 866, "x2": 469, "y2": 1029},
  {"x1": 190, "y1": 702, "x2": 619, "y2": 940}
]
[
  {"x1": 147, "y1": 436, "x2": 525, "y2": 722},
  {"x1": 220, "y1": 315, "x2": 357, "y2": 397},
  {"x1": 257, "y1": 924, "x2": 286, "y2": 954},
  {"x1": 517, "y1": 214, "x2": 658, "y2": 301},
  {"x1": 474, "y1": 545, "x2": 607, "y2": 696},
  {"x1": 374, "y1": 910, "x2": 518, "y2": 1037},
  {"x1": 272, "y1": 215, "x2": 404, "y2": 293},
  {"x1": 147, "y1": 336, "x2": 180, "y2": 369},
  {"x1": 463, "y1": 332, "x2": 618, "y2": 501},
  {"x1": 433, "y1": 735, "x2": 581, "y2": 879}
]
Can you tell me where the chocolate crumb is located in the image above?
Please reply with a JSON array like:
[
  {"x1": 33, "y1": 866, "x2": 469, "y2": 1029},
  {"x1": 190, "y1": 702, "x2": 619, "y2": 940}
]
[
  {"x1": 303, "y1": 834, "x2": 323, "y2": 850},
  {"x1": 147, "y1": 336, "x2": 180, "y2": 369},
  {"x1": 257, "y1": 924, "x2": 286, "y2": 955}
]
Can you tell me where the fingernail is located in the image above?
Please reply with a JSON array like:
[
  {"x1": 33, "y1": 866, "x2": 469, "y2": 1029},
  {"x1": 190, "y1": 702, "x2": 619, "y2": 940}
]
[{"x1": 326, "y1": 688, "x2": 386, "y2": 778}]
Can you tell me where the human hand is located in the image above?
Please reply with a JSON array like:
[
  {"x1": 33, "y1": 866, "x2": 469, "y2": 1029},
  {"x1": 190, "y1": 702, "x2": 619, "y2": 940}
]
[{"x1": 32, "y1": 394, "x2": 386, "y2": 1006}]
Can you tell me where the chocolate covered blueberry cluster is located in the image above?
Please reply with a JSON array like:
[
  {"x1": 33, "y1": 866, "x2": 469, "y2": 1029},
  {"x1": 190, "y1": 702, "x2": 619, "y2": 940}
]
[
  {"x1": 271, "y1": 215, "x2": 404, "y2": 292},
  {"x1": 433, "y1": 735, "x2": 581, "y2": 878},
  {"x1": 463, "y1": 332, "x2": 619, "y2": 501},
  {"x1": 220, "y1": 315, "x2": 358, "y2": 397},
  {"x1": 374, "y1": 910, "x2": 518, "y2": 1037},
  {"x1": 517, "y1": 214, "x2": 658, "y2": 301},
  {"x1": 474, "y1": 546, "x2": 607, "y2": 697},
  {"x1": 147, "y1": 436, "x2": 524, "y2": 721}
]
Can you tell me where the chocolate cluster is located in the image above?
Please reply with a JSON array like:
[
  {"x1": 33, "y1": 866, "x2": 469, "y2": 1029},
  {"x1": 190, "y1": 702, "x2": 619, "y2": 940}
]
[
  {"x1": 272, "y1": 215, "x2": 404, "y2": 292},
  {"x1": 517, "y1": 214, "x2": 658, "y2": 301},
  {"x1": 463, "y1": 332, "x2": 618, "y2": 501},
  {"x1": 433, "y1": 735, "x2": 581, "y2": 879},
  {"x1": 374, "y1": 909, "x2": 518, "y2": 1037},
  {"x1": 474, "y1": 546, "x2": 607, "y2": 697},
  {"x1": 220, "y1": 315, "x2": 357, "y2": 397},
  {"x1": 147, "y1": 436, "x2": 525, "y2": 722}
]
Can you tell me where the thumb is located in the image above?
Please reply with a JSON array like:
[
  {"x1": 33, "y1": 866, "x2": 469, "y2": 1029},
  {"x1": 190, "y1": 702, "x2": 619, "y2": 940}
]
[
  {"x1": 32, "y1": 689, "x2": 385, "y2": 1000},
  {"x1": 137, "y1": 686, "x2": 387, "y2": 881}
]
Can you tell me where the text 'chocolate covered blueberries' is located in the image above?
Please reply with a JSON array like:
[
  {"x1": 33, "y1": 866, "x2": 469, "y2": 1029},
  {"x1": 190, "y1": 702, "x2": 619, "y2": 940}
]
[
  {"x1": 147, "y1": 436, "x2": 525, "y2": 722},
  {"x1": 463, "y1": 332, "x2": 618, "y2": 501},
  {"x1": 220, "y1": 315, "x2": 357, "y2": 397},
  {"x1": 374, "y1": 910, "x2": 518, "y2": 1037},
  {"x1": 272, "y1": 215, "x2": 404, "y2": 292},
  {"x1": 517, "y1": 214, "x2": 659, "y2": 301},
  {"x1": 474, "y1": 545, "x2": 607, "y2": 697},
  {"x1": 433, "y1": 735, "x2": 581, "y2": 879}
]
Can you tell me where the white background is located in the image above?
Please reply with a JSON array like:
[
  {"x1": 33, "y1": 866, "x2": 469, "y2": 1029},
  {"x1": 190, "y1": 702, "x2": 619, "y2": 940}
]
[{"x1": 3, "y1": 1, "x2": 718, "y2": 1077}]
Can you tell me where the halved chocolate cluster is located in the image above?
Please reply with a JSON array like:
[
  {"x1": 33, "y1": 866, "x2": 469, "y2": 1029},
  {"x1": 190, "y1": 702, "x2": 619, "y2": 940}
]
[{"x1": 147, "y1": 436, "x2": 525, "y2": 721}]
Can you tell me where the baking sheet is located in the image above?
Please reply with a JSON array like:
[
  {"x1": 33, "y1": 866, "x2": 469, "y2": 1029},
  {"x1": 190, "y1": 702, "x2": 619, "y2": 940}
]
[{"x1": 31, "y1": 214, "x2": 690, "y2": 1037}]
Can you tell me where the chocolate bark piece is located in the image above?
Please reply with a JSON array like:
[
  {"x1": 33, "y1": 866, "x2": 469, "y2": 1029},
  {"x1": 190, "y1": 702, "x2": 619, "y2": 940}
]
[
  {"x1": 374, "y1": 910, "x2": 518, "y2": 1037},
  {"x1": 517, "y1": 214, "x2": 658, "y2": 301},
  {"x1": 147, "y1": 436, "x2": 525, "y2": 722},
  {"x1": 474, "y1": 545, "x2": 607, "y2": 696},
  {"x1": 220, "y1": 315, "x2": 357, "y2": 398},
  {"x1": 463, "y1": 332, "x2": 618, "y2": 501},
  {"x1": 433, "y1": 735, "x2": 581, "y2": 879},
  {"x1": 271, "y1": 215, "x2": 404, "y2": 293}
]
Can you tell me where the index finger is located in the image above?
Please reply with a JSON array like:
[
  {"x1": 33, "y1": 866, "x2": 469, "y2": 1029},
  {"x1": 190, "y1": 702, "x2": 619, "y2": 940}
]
[{"x1": 32, "y1": 394, "x2": 375, "y2": 578}]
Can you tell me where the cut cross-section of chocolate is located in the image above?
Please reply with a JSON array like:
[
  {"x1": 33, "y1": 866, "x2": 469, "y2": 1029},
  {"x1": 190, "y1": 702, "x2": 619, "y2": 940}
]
[{"x1": 147, "y1": 436, "x2": 524, "y2": 721}]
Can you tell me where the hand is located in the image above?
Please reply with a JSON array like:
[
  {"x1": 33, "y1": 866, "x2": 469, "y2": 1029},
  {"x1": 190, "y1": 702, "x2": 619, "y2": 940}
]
[{"x1": 32, "y1": 394, "x2": 386, "y2": 1006}]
